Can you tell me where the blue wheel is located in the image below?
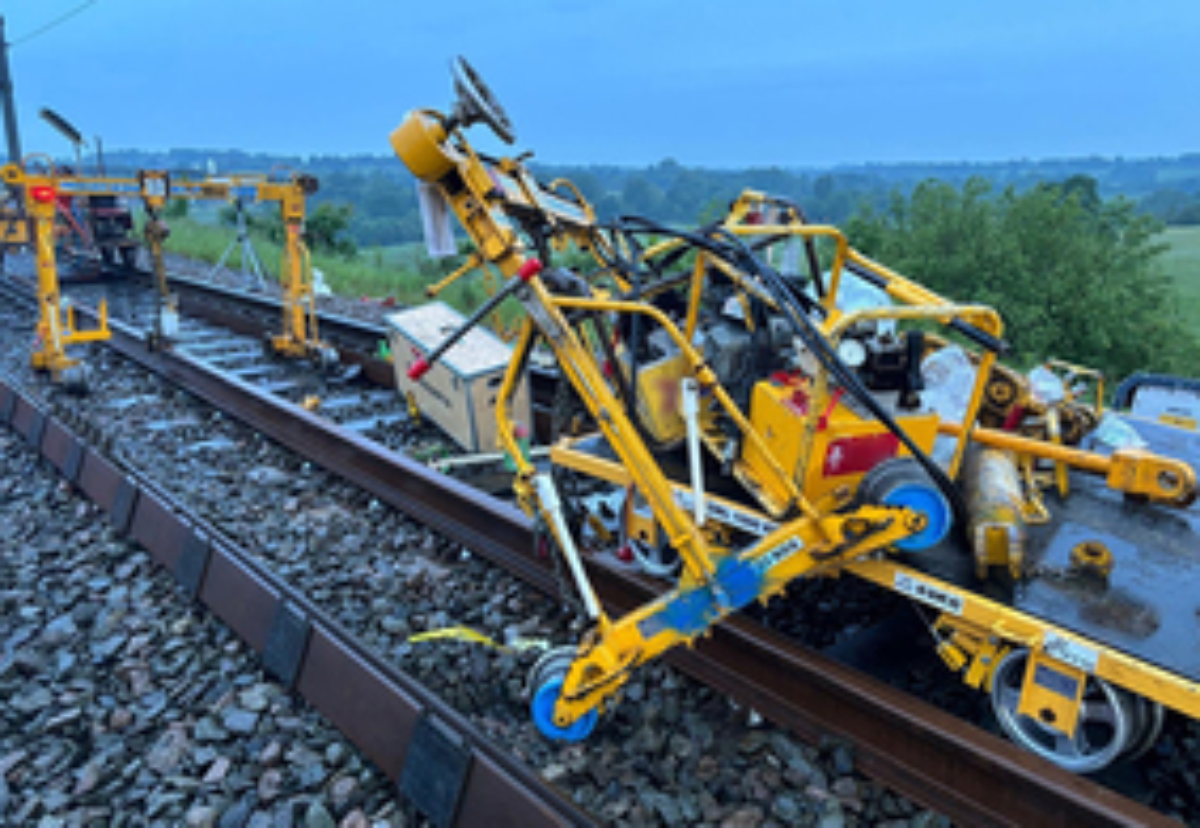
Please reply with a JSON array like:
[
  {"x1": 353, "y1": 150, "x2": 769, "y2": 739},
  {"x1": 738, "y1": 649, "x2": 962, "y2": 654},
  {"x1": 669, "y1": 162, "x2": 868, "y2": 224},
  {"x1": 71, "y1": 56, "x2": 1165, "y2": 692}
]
[
  {"x1": 860, "y1": 458, "x2": 954, "y2": 552},
  {"x1": 530, "y1": 676, "x2": 598, "y2": 742},
  {"x1": 881, "y1": 482, "x2": 952, "y2": 551}
]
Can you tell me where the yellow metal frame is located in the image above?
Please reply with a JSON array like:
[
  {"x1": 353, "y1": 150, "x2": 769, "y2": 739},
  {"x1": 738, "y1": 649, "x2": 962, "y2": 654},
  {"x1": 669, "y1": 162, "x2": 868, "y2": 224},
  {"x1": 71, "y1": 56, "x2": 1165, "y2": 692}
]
[
  {"x1": 552, "y1": 430, "x2": 1200, "y2": 731},
  {"x1": 644, "y1": 198, "x2": 1192, "y2": 506},
  {"x1": 0, "y1": 164, "x2": 110, "y2": 382},
  {"x1": 390, "y1": 96, "x2": 1199, "y2": 737},
  {"x1": 846, "y1": 556, "x2": 1200, "y2": 724},
  {"x1": 0, "y1": 163, "x2": 333, "y2": 365},
  {"x1": 392, "y1": 108, "x2": 936, "y2": 728},
  {"x1": 938, "y1": 418, "x2": 1196, "y2": 505}
]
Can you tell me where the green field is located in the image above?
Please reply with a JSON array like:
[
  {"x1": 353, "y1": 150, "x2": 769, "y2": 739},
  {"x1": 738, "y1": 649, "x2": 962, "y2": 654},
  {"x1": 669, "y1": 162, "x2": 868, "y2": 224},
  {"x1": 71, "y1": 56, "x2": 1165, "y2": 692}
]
[{"x1": 1159, "y1": 225, "x2": 1200, "y2": 319}]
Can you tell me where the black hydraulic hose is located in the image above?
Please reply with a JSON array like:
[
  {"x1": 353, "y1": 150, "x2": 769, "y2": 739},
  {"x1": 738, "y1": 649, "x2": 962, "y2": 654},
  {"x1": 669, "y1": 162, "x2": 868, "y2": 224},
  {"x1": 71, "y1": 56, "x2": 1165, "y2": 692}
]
[
  {"x1": 710, "y1": 226, "x2": 968, "y2": 524},
  {"x1": 614, "y1": 219, "x2": 649, "y2": 425},
  {"x1": 610, "y1": 214, "x2": 967, "y2": 525}
]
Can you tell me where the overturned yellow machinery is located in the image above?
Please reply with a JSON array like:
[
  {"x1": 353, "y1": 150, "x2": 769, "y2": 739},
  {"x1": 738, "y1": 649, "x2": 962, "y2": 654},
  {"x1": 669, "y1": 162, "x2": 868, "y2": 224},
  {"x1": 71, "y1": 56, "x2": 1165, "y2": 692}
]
[{"x1": 393, "y1": 58, "x2": 1200, "y2": 772}]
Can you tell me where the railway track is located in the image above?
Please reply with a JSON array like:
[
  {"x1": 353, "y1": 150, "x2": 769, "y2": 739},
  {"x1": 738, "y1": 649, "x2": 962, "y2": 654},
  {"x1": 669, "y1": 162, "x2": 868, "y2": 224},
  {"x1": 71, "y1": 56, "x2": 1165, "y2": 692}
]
[
  {"x1": 0, "y1": 263, "x2": 1181, "y2": 826},
  {"x1": 69, "y1": 257, "x2": 561, "y2": 438}
]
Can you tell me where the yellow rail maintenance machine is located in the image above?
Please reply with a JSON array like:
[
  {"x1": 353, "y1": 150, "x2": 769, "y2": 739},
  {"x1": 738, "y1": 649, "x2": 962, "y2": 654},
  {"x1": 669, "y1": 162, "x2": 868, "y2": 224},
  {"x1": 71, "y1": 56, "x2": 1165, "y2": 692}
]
[
  {"x1": 393, "y1": 59, "x2": 1200, "y2": 774},
  {"x1": 0, "y1": 162, "x2": 337, "y2": 389}
]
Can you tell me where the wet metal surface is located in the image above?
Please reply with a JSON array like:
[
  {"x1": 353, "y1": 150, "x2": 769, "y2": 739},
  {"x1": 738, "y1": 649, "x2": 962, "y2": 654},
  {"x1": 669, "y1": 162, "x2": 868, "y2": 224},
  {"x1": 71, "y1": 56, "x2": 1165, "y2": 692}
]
[{"x1": 1018, "y1": 417, "x2": 1200, "y2": 681}]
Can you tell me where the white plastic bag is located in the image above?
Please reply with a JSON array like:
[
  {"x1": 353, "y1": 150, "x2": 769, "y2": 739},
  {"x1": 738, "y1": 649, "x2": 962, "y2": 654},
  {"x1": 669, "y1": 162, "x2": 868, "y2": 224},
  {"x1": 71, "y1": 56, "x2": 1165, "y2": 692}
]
[
  {"x1": 1092, "y1": 412, "x2": 1146, "y2": 451},
  {"x1": 921, "y1": 345, "x2": 978, "y2": 466},
  {"x1": 921, "y1": 345, "x2": 977, "y2": 423},
  {"x1": 833, "y1": 271, "x2": 896, "y2": 337},
  {"x1": 1028, "y1": 365, "x2": 1066, "y2": 406},
  {"x1": 311, "y1": 268, "x2": 332, "y2": 297}
]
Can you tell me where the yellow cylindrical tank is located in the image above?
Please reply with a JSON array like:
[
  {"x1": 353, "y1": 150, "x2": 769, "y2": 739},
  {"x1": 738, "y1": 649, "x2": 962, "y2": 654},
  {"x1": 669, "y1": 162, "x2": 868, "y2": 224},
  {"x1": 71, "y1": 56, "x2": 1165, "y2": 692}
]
[{"x1": 963, "y1": 448, "x2": 1026, "y2": 580}]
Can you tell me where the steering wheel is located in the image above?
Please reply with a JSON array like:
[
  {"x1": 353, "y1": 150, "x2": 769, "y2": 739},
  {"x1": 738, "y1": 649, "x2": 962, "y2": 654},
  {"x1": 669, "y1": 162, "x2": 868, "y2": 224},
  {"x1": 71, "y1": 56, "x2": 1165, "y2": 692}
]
[{"x1": 451, "y1": 56, "x2": 516, "y2": 145}]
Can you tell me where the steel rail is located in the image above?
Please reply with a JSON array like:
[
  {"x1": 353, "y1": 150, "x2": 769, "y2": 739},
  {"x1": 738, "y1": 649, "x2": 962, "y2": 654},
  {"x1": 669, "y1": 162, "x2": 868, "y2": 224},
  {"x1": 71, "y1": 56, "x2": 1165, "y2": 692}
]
[
  {"x1": 0, "y1": 369, "x2": 594, "y2": 828},
  {"x1": 59, "y1": 297, "x2": 1173, "y2": 828},
  {"x1": 159, "y1": 269, "x2": 558, "y2": 431}
]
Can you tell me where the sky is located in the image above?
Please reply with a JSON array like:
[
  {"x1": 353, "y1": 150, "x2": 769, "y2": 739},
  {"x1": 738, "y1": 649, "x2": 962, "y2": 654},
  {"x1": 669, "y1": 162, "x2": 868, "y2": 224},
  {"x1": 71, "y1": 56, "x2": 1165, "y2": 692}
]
[{"x1": 2, "y1": 0, "x2": 1198, "y2": 169}]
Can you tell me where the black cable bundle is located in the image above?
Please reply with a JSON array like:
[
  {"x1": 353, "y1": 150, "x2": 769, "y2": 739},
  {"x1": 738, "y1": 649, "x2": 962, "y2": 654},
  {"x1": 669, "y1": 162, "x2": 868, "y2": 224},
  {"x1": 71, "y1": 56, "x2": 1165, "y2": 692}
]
[{"x1": 603, "y1": 214, "x2": 968, "y2": 525}]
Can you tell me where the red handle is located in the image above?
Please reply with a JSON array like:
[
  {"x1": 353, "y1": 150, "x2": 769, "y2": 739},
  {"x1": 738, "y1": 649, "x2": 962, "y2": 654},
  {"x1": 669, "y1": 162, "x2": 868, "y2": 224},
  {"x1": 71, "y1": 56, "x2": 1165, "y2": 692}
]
[
  {"x1": 518, "y1": 258, "x2": 543, "y2": 282},
  {"x1": 407, "y1": 357, "x2": 430, "y2": 381}
]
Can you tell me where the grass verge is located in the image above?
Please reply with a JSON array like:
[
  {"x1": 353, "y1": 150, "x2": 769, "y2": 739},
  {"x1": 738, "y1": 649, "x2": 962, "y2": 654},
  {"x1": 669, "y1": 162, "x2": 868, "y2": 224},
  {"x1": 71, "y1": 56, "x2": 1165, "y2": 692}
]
[{"x1": 160, "y1": 219, "x2": 509, "y2": 321}]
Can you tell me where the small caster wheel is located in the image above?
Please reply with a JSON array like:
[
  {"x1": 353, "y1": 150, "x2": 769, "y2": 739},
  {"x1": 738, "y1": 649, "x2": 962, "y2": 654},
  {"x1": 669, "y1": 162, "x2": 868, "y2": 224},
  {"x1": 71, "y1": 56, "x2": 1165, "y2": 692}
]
[
  {"x1": 59, "y1": 365, "x2": 89, "y2": 395},
  {"x1": 1123, "y1": 694, "x2": 1165, "y2": 762},
  {"x1": 526, "y1": 646, "x2": 597, "y2": 742},
  {"x1": 525, "y1": 646, "x2": 576, "y2": 698},
  {"x1": 530, "y1": 676, "x2": 598, "y2": 743},
  {"x1": 313, "y1": 345, "x2": 340, "y2": 371}
]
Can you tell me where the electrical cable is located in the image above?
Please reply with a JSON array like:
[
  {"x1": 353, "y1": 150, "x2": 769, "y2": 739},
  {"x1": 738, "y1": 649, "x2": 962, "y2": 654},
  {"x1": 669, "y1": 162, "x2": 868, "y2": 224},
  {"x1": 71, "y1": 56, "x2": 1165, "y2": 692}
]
[{"x1": 10, "y1": 0, "x2": 99, "y2": 47}]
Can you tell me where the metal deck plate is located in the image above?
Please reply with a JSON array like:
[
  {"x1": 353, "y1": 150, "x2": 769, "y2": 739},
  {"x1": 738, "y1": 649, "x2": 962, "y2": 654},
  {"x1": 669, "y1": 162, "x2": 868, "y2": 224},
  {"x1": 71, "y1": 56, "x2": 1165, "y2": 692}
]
[{"x1": 1006, "y1": 417, "x2": 1200, "y2": 680}]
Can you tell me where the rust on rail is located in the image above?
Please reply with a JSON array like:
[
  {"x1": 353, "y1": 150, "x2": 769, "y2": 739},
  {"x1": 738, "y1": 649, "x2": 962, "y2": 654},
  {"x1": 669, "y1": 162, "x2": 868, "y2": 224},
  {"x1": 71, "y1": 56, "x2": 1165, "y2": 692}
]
[{"x1": 61, "y1": 300, "x2": 1173, "y2": 828}]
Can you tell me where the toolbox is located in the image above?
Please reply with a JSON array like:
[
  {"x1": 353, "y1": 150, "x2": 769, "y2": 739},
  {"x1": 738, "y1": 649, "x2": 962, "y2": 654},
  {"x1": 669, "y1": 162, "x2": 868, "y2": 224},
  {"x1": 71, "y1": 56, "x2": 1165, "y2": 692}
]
[{"x1": 385, "y1": 302, "x2": 531, "y2": 452}]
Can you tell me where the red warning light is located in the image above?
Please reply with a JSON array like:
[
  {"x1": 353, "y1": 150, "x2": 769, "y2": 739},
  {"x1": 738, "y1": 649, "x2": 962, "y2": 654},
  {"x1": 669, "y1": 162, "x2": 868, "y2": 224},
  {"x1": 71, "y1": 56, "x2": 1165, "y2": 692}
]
[{"x1": 30, "y1": 185, "x2": 56, "y2": 204}]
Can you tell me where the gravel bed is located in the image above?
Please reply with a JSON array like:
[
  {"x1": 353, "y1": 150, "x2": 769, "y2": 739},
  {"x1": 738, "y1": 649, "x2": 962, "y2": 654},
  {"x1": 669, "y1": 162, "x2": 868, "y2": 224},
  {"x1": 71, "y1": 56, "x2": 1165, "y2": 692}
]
[
  {"x1": 35, "y1": 264, "x2": 446, "y2": 461},
  {"x1": 0, "y1": 279, "x2": 951, "y2": 826},
  {"x1": 12, "y1": 260, "x2": 1199, "y2": 824},
  {"x1": 0, "y1": 423, "x2": 406, "y2": 826}
]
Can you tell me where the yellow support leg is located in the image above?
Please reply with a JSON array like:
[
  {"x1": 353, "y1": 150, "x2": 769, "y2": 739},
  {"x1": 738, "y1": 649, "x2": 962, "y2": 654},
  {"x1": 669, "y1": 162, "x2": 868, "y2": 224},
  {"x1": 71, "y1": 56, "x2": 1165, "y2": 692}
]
[
  {"x1": 269, "y1": 221, "x2": 337, "y2": 368},
  {"x1": 542, "y1": 507, "x2": 922, "y2": 732},
  {"x1": 27, "y1": 185, "x2": 107, "y2": 389}
]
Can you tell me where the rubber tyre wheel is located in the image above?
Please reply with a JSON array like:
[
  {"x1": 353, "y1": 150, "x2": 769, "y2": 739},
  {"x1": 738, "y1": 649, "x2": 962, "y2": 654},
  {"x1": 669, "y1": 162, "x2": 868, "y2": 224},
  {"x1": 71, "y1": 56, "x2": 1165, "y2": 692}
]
[
  {"x1": 530, "y1": 675, "x2": 598, "y2": 742},
  {"x1": 858, "y1": 457, "x2": 953, "y2": 551}
]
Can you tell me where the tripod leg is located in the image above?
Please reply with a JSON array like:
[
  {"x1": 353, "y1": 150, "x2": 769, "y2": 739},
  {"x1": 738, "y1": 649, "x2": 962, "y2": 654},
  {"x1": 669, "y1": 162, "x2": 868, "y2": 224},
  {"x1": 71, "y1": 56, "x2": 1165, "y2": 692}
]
[
  {"x1": 210, "y1": 238, "x2": 238, "y2": 277},
  {"x1": 244, "y1": 238, "x2": 268, "y2": 290}
]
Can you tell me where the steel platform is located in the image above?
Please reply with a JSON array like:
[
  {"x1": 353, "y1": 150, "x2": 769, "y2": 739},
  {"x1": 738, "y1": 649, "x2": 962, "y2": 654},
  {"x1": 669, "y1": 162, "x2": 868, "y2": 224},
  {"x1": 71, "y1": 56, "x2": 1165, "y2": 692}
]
[
  {"x1": 562, "y1": 414, "x2": 1200, "y2": 682},
  {"x1": 1006, "y1": 417, "x2": 1200, "y2": 681}
]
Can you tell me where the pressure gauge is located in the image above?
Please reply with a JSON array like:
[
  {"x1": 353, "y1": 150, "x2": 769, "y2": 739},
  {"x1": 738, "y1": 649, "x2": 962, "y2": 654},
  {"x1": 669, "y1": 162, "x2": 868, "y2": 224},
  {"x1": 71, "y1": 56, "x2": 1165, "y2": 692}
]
[{"x1": 837, "y1": 338, "x2": 868, "y2": 368}]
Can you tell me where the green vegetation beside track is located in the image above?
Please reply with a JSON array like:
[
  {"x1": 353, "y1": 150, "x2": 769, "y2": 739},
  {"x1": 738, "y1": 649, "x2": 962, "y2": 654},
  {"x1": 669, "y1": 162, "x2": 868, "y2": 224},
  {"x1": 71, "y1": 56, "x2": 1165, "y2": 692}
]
[
  {"x1": 160, "y1": 189, "x2": 1200, "y2": 379},
  {"x1": 161, "y1": 218, "x2": 490, "y2": 314}
]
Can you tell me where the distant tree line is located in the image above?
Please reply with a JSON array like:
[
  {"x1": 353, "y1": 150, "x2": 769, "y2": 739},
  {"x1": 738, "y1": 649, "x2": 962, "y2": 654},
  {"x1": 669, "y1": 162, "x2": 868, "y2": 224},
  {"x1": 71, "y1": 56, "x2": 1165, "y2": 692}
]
[
  {"x1": 109, "y1": 147, "x2": 1196, "y2": 378},
  {"x1": 97, "y1": 148, "x2": 1200, "y2": 248}
]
